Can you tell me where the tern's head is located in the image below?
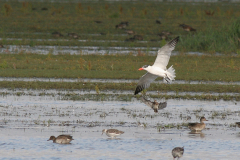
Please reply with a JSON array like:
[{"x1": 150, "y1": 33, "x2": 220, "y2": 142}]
[{"x1": 138, "y1": 65, "x2": 150, "y2": 71}]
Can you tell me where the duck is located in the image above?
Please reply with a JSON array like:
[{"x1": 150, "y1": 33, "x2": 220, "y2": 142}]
[
  {"x1": 116, "y1": 24, "x2": 126, "y2": 29},
  {"x1": 125, "y1": 37, "x2": 135, "y2": 42},
  {"x1": 115, "y1": 21, "x2": 129, "y2": 29},
  {"x1": 120, "y1": 21, "x2": 129, "y2": 26},
  {"x1": 94, "y1": 20, "x2": 102, "y2": 23},
  {"x1": 157, "y1": 31, "x2": 172, "y2": 40},
  {"x1": 156, "y1": 19, "x2": 161, "y2": 24},
  {"x1": 156, "y1": 17, "x2": 162, "y2": 24},
  {"x1": 67, "y1": 32, "x2": 79, "y2": 39},
  {"x1": 41, "y1": 7, "x2": 48, "y2": 11},
  {"x1": 102, "y1": 129, "x2": 124, "y2": 138},
  {"x1": 124, "y1": 29, "x2": 135, "y2": 35},
  {"x1": 172, "y1": 147, "x2": 184, "y2": 160},
  {"x1": 47, "y1": 135, "x2": 73, "y2": 144},
  {"x1": 188, "y1": 117, "x2": 208, "y2": 131},
  {"x1": 179, "y1": 24, "x2": 196, "y2": 32},
  {"x1": 133, "y1": 35, "x2": 143, "y2": 40},
  {"x1": 140, "y1": 96, "x2": 167, "y2": 113},
  {"x1": 52, "y1": 31, "x2": 63, "y2": 37},
  {"x1": 236, "y1": 122, "x2": 240, "y2": 128}
]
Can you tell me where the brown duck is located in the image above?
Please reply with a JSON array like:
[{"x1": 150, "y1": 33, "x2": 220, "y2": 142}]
[
  {"x1": 68, "y1": 33, "x2": 79, "y2": 39},
  {"x1": 236, "y1": 122, "x2": 240, "y2": 128},
  {"x1": 157, "y1": 31, "x2": 172, "y2": 40},
  {"x1": 125, "y1": 29, "x2": 135, "y2": 35},
  {"x1": 52, "y1": 31, "x2": 63, "y2": 37},
  {"x1": 133, "y1": 35, "x2": 143, "y2": 40},
  {"x1": 48, "y1": 135, "x2": 74, "y2": 144},
  {"x1": 179, "y1": 24, "x2": 196, "y2": 32},
  {"x1": 188, "y1": 117, "x2": 208, "y2": 131},
  {"x1": 115, "y1": 21, "x2": 129, "y2": 29}
]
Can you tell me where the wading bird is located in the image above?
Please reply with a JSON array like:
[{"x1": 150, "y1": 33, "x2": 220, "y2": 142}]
[
  {"x1": 140, "y1": 96, "x2": 167, "y2": 113},
  {"x1": 47, "y1": 135, "x2": 74, "y2": 144},
  {"x1": 102, "y1": 129, "x2": 124, "y2": 138},
  {"x1": 134, "y1": 36, "x2": 179, "y2": 95},
  {"x1": 172, "y1": 147, "x2": 184, "y2": 160}
]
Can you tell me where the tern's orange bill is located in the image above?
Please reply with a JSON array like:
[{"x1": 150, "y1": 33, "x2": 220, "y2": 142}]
[{"x1": 138, "y1": 68, "x2": 144, "y2": 71}]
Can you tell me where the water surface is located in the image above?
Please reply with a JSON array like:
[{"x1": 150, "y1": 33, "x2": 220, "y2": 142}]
[{"x1": 0, "y1": 96, "x2": 239, "y2": 159}]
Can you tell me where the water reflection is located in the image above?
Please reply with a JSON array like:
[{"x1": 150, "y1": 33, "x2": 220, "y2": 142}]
[{"x1": 188, "y1": 131, "x2": 205, "y2": 138}]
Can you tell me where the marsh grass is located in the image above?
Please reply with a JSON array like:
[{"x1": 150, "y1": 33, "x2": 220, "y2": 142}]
[
  {"x1": 0, "y1": 2, "x2": 240, "y2": 54},
  {"x1": 0, "y1": 54, "x2": 239, "y2": 81},
  {"x1": 0, "y1": 81, "x2": 239, "y2": 94},
  {"x1": 179, "y1": 18, "x2": 240, "y2": 54}
]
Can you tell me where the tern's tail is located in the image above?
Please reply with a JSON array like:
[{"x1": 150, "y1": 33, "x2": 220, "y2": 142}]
[{"x1": 164, "y1": 65, "x2": 176, "y2": 83}]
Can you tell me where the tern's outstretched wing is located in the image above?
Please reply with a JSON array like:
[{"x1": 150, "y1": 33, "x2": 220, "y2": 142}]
[
  {"x1": 134, "y1": 72, "x2": 158, "y2": 95},
  {"x1": 153, "y1": 36, "x2": 179, "y2": 69}
]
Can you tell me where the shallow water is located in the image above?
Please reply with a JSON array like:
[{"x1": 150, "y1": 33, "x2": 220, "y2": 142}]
[
  {"x1": 0, "y1": 44, "x2": 229, "y2": 56},
  {"x1": 0, "y1": 44, "x2": 173, "y2": 55},
  {"x1": 0, "y1": 94, "x2": 240, "y2": 159}
]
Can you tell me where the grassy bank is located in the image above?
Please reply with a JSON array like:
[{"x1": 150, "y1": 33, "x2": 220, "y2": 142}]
[
  {"x1": 0, "y1": 1, "x2": 240, "y2": 54},
  {"x1": 0, "y1": 81, "x2": 239, "y2": 93},
  {"x1": 0, "y1": 81, "x2": 239, "y2": 101},
  {"x1": 0, "y1": 54, "x2": 239, "y2": 81}
]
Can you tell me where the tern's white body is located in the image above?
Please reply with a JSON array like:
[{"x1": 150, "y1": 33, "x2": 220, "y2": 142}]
[
  {"x1": 134, "y1": 36, "x2": 179, "y2": 95},
  {"x1": 143, "y1": 66, "x2": 166, "y2": 77}
]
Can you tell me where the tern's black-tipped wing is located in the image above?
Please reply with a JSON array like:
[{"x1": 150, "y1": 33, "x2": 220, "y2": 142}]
[{"x1": 134, "y1": 72, "x2": 158, "y2": 95}]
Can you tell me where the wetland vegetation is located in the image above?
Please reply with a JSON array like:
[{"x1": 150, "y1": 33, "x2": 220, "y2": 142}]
[
  {"x1": 0, "y1": 54, "x2": 239, "y2": 81},
  {"x1": 0, "y1": 53, "x2": 239, "y2": 100},
  {"x1": 0, "y1": 1, "x2": 240, "y2": 53},
  {"x1": 0, "y1": 1, "x2": 239, "y2": 100}
]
